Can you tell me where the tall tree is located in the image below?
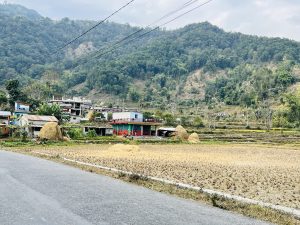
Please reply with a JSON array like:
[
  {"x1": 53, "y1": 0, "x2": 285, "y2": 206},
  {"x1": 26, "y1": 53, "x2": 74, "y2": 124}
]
[
  {"x1": 0, "y1": 90, "x2": 8, "y2": 108},
  {"x1": 5, "y1": 79, "x2": 27, "y2": 109},
  {"x1": 37, "y1": 103, "x2": 62, "y2": 120},
  {"x1": 285, "y1": 94, "x2": 300, "y2": 126}
]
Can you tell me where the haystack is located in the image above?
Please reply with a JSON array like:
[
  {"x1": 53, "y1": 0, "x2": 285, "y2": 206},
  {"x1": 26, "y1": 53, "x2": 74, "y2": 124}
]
[
  {"x1": 108, "y1": 144, "x2": 140, "y2": 152},
  {"x1": 174, "y1": 125, "x2": 189, "y2": 140},
  {"x1": 63, "y1": 136, "x2": 71, "y2": 142},
  {"x1": 86, "y1": 110, "x2": 95, "y2": 122},
  {"x1": 39, "y1": 122, "x2": 63, "y2": 141},
  {"x1": 188, "y1": 133, "x2": 200, "y2": 144}
]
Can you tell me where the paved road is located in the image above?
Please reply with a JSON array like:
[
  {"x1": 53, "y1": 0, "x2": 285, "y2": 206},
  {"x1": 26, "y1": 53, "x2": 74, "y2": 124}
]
[{"x1": 0, "y1": 151, "x2": 271, "y2": 225}]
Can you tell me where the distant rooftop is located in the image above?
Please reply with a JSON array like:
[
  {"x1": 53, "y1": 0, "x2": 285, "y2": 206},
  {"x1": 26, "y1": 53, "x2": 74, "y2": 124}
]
[
  {"x1": 0, "y1": 111, "x2": 11, "y2": 117},
  {"x1": 50, "y1": 96, "x2": 92, "y2": 104},
  {"x1": 15, "y1": 101, "x2": 30, "y2": 106},
  {"x1": 22, "y1": 115, "x2": 58, "y2": 122}
]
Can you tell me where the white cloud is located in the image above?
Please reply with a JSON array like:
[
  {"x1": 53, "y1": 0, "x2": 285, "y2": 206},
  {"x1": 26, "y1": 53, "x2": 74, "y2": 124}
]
[{"x1": 8, "y1": 0, "x2": 300, "y2": 41}]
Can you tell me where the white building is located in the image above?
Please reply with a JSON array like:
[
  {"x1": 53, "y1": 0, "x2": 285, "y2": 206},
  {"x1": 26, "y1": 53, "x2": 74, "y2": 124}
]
[
  {"x1": 19, "y1": 115, "x2": 58, "y2": 138},
  {"x1": 112, "y1": 112, "x2": 143, "y2": 122},
  {"x1": 15, "y1": 102, "x2": 30, "y2": 113},
  {"x1": 49, "y1": 96, "x2": 92, "y2": 118},
  {"x1": 0, "y1": 111, "x2": 11, "y2": 125}
]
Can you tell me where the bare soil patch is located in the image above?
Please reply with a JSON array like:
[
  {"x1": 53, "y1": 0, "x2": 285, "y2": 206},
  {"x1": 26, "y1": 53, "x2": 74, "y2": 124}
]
[{"x1": 25, "y1": 143, "x2": 300, "y2": 209}]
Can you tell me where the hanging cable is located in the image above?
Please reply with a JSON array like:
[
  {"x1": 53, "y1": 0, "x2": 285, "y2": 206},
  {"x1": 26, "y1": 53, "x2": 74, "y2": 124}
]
[
  {"x1": 88, "y1": 0, "x2": 202, "y2": 59},
  {"x1": 93, "y1": 0, "x2": 213, "y2": 59},
  {"x1": 51, "y1": 0, "x2": 135, "y2": 55}
]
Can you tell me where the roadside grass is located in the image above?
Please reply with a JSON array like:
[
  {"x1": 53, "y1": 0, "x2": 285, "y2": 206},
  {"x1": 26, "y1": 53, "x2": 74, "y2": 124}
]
[
  {"x1": 2, "y1": 147, "x2": 299, "y2": 225},
  {"x1": 0, "y1": 138, "x2": 213, "y2": 148},
  {"x1": 0, "y1": 140, "x2": 77, "y2": 148},
  {"x1": 2, "y1": 137, "x2": 298, "y2": 148}
]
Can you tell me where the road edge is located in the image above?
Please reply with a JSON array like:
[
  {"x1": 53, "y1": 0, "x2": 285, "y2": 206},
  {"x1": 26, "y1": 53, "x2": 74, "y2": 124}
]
[{"x1": 3, "y1": 148, "x2": 300, "y2": 225}]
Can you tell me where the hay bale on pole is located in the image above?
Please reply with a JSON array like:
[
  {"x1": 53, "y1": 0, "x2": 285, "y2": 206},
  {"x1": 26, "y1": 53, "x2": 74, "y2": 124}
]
[
  {"x1": 174, "y1": 125, "x2": 189, "y2": 141},
  {"x1": 39, "y1": 122, "x2": 63, "y2": 141},
  {"x1": 188, "y1": 132, "x2": 200, "y2": 143}
]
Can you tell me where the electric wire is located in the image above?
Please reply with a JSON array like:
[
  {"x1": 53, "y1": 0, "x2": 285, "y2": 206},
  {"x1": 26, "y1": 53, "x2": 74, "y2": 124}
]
[
  {"x1": 77, "y1": 0, "x2": 202, "y2": 62},
  {"x1": 93, "y1": 0, "x2": 213, "y2": 59},
  {"x1": 51, "y1": 0, "x2": 135, "y2": 55}
]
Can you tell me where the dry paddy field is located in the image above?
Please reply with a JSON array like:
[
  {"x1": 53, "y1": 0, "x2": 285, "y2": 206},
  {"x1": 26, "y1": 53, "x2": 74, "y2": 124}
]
[{"x1": 28, "y1": 143, "x2": 300, "y2": 209}]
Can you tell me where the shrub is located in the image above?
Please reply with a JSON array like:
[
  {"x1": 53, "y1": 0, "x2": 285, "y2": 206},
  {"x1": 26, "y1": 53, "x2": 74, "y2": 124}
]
[
  {"x1": 193, "y1": 116, "x2": 205, "y2": 128},
  {"x1": 12, "y1": 128, "x2": 21, "y2": 138},
  {"x1": 163, "y1": 113, "x2": 176, "y2": 126},
  {"x1": 273, "y1": 115, "x2": 292, "y2": 128},
  {"x1": 21, "y1": 130, "x2": 28, "y2": 142},
  {"x1": 68, "y1": 128, "x2": 84, "y2": 139},
  {"x1": 87, "y1": 129, "x2": 97, "y2": 138}
]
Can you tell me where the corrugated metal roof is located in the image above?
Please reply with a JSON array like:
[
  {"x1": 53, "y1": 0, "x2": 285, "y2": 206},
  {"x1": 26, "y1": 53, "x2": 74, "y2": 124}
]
[
  {"x1": 84, "y1": 125, "x2": 113, "y2": 129},
  {"x1": 158, "y1": 127, "x2": 176, "y2": 132},
  {"x1": 0, "y1": 111, "x2": 11, "y2": 116},
  {"x1": 22, "y1": 115, "x2": 58, "y2": 122}
]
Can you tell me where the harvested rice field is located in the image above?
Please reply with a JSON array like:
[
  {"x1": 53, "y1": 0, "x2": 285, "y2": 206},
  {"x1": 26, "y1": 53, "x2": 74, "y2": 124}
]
[{"x1": 26, "y1": 143, "x2": 300, "y2": 209}]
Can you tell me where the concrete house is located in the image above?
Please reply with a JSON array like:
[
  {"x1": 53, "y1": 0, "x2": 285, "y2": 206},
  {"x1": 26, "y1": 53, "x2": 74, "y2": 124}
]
[
  {"x1": 49, "y1": 97, "x2": 92, "y2": 123},
  {"x1": 110, "y1": 112, "x2": 162, "y2": 137},
  {"x1": 49, "y1": 97, "x2": 92, "y2": 117},
  {"x1": 91, "y1": 106, "x2": 139, "y2": 121},
  {"x1": 14, "y1": 102, "x2": 30, "y2": 118},
  {"x1": 83, "y1": 125, "x2": 113, "y2": 136},
  {"x1": 91, "y1": 106, "x2": 122, "y2": 121},
  {"x1": 0, "y1": 111, "x2": 11, "y2": 136},
  {"x1": 0, "y1": 111, "x2": 11, "y2": 125},
  {"x1": 19, "y1": 115, "x2": 58, "y2": 138}
]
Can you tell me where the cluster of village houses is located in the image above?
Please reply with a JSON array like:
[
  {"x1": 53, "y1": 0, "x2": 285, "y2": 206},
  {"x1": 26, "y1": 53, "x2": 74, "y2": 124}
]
[{"x1": 0, "y1": 97, "x2": 173, "y2": 139}]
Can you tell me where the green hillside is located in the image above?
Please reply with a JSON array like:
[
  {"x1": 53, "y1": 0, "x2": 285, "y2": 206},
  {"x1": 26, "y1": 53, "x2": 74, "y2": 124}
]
[
  {"x1": 1, "y1": 4, "x2": 300, "y2": 110},
  {"x1": 0, "y1": 3, "x2": 42, "y2": 20}
]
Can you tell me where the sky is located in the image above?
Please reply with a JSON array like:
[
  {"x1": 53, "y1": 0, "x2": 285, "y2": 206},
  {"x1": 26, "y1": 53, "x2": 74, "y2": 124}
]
[{"x1": 7, "y1": 0, "x2": 300, "y2": 41}]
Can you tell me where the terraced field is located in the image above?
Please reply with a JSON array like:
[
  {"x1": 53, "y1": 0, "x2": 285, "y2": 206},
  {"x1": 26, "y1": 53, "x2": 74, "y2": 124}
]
[{"x1": 25, "y1": 143, "x2": 300, "y2": 209}]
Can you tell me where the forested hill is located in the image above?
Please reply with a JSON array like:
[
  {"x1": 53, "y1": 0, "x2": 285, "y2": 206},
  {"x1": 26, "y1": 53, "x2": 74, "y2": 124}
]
[
  {"x1": 0, "y1": 3, "x2": 42, "y2": 20},
  {"x1": 1, "y1": 4, "x2": 300, "y2": 108}
]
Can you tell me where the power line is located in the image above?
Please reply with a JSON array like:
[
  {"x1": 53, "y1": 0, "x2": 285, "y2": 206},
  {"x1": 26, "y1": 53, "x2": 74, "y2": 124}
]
[
  {"x1": 81, "y1": 0, "x2": 203, "y2": 61},
  {"x1": 51, "y1": 0, "x2": 135, "y2": 55},
  {"x1": 149, "y1": 0, "x2": 200, "y2": 27},
  {"x1": 159, "y1": 0, "x2": 213, "y2": 28},
  {"x1": 93, "y1": 0, "x2": 213, "y2": 59}
]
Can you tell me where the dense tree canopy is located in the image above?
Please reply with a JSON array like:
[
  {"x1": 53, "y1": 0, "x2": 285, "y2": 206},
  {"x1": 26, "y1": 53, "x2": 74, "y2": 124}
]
[
  {"x1": 204, "y1": 61, "x2": 298, "y2": 107},
  {"x1": 1, "y1": 4, "x2": 300, "y2": 108},
  {"x1": 37, "y1": 103, "x2": 62, "y2": 120}
]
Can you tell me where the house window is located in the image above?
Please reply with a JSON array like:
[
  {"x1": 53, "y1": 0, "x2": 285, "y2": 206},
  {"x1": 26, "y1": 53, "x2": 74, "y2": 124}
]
[
  {"x1": 34, "y1": 127, "x2": 42, "y2": 131},
  {"x1": 135, "y1": 114, "x2": 138, "y2": 119}
]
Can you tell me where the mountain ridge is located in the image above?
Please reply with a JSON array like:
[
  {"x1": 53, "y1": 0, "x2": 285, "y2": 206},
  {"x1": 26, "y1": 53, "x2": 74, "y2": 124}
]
[
  {"x1": 0, "y1": 4, "x2": 300, "y2": 109},
  {"x1": 0, "y1": 3, "x2": 42, "y2": 20}
]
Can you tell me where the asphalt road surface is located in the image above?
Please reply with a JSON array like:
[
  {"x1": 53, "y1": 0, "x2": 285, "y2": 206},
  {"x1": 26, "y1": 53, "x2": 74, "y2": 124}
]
[{"x1": 0, "y1": 150, "x2": 271, "y2": 225}]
